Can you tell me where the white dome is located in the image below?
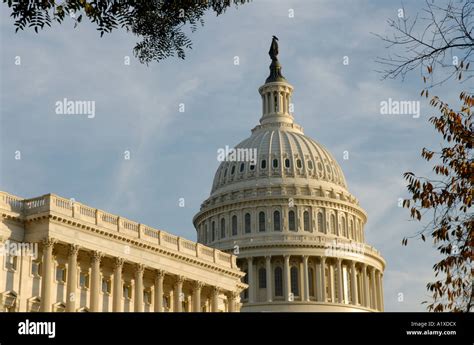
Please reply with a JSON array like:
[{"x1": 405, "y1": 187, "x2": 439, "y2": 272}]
[{"x1": 211, "y1": 123, "x2": 347, "y2": 196}]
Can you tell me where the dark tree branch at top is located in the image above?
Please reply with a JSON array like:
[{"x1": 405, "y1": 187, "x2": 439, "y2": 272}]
[{"x1": 3, "y1": 0, "x2": 251, "y2": 64}]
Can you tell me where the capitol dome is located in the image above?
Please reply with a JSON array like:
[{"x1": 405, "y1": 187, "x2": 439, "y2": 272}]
[
  {"x1": 211, "y1": 123, "x2": 348, "y2": 196},
  {"x1": 194, "y1": 38, "x2": 385, "y2": 312}
]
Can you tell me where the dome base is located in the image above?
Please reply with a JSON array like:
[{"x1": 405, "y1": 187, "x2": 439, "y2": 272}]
[{"x1": 242, "y1": 301, "x2": 375, "y2": 312}]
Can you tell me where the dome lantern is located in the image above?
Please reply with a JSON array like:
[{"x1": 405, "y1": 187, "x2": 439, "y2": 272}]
[{"x1": 259, "y1": 37, "x2": 295, "y2": 126}]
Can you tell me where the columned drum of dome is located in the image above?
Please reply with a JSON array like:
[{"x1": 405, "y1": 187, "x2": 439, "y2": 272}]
[{"x1": 193, "y1": 38, "x2": 385, "y2": 312}]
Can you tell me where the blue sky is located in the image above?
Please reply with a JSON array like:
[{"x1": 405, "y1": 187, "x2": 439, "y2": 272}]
[{"x1": 0, "y1": 0, "x2": 464, "y2": 311}]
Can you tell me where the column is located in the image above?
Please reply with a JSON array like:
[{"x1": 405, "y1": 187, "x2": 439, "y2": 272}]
[
  {"x1": 211, "y1": 287, "x2": 219, "y2": 312},
  {"x1": 40, "y1": 238, "x2": 56, "y2": 312},
  {"x1": 303, "y1": 256, "x2": 310, "y2": 301},
  {"x1": 90, "y1": 251, "x2": 103, "y2": 312},
  {"x1": 173, "y1": 276, "x2": 184, "y2": 312},
  {"x1": 350, "y1": 261, "x2": 358, "y2": 305},
  {"x1": 370, "y1": 267, "x2": 377, "y2": 310},
  {"x1": 336, "y1": 259, "x2": 343, "y2": 303},
  {"x1": 154, "y1": 270, "x2": 165, "y2": 312},
  {"x1": 265, "y1": 256, "x2": 272, "y2": 302},
  {"x1": 320, "y1": 257, "x2": 327, "y2": 302},
  {"x1": 266, "y1": 94, "x2": 270, "y2": 115},
  {"x1": 379, "y1": 272, "x2": 384, "y2": 311},
  {"x1": 362, "y1": 264, "x2": 369, "y2": 308},
  {"x1": 247, "y1": 257, "x2": 254, "y2": 303},
  {"x1": 283, "y1": 255, "x2": 291, "y2": 301},
  {"x1": 377, "y1": 271, "x2": 383, "y2": 311},
  {"x1": 192, "y1": 281, "x2": 203, "y2": 312},
  {"x1": 227, "y1": 291, "x2": 238, "y2": 312},
  {"x1": 134, "y1": 264, "x2": 144, "y2": 312},
  {"x1": 113, "y1": 258, "x2": 124, "y2": 312},
  {"x1": 66, "y1": 244, "x2": 79, "y2": 312},
  {"x1": 328, "y1": 261, "x2": 335, "y2": 302}
]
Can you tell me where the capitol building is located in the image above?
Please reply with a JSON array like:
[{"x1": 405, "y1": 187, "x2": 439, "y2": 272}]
[
  {"x1": 0, "y1": 39, "x2": 385, "y2": 313},
  {"x1": 193, "y1": 38, "x2": 386, "y2": 312}
]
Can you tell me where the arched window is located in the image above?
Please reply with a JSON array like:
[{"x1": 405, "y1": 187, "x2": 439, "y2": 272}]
[
  {"x1": 273, "y1": 211, "x2": 281, "y2": 231},
  {"x1": 303, "y1": 211, "x2": 310, "y2": 232},
  {"x1": 232, "y1": 215, "x2": 238, "y2": 236},
  {"x1": 245, "y1": 213, "x2": 251, "y2": 233},
  {"x1": 274, "y1": 267, "x2": 283, "y2": 297},
  {"x1": 285, "y1": 158, "x2": 290, "y2": 168},
  {"x1": 211, "y1": 221, "x2": 215, "y2": 241},
  {"x1": 272, "y1": 159, "x2": 278, "y2": 168},
  {"x1": 341, "y1": 217, "x2": 346, "y2": 237},
  {"x1": 240, "y1": 162, "x2": 245, "y2": 173},
  {"x1": 259, "y1": 211, "x2": 266, "y2": 232},
  {"x1": 296, "y1": 159, "x2": 302, "y2": 169},
  {"x1": 261, "y1": 159, "x2": 267, "y2": 169},
  {"x1": 317, "y1": 212, "x2": 324, "y2": 233},
  {"x1": 309, "y1": 267, "x2": 315, "y2": 297},
  {"x1": 289, "y1": 210, "x2": 296, "y2": 231},
  {"x1": 349, "y1": 219, "x2": 354, "y2": 239},
  {"x1": 220, "y1": 218, "x2": 226, "y2": 238},
  {"x1": 258, "y1": 268, "x2": 266, "y2": 289},
  {"x1": 290, "y1": 267, "x2": 299, "y2": 296},
  {"x1": 204, "y1": 224, "x2": 208, "y2": 243},
  {"x1": 307, "y1": 160, "x2": 313, "y2": 170},
  {"x1": 330, "y1": 214, "x2": 336, "y2": 235}
]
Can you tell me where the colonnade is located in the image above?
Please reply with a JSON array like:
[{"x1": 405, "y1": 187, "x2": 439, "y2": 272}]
[
  {"x1": 241, "y1": 255, "x2": 383, "y2": 311},
  {"x1": 38, "y1": 239, "x2": 239, "y2": 312}
]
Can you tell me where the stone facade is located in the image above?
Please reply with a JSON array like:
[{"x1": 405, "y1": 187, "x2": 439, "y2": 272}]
[{"x1": 0, "y1": 191, "x2": 246, "y2": 312}]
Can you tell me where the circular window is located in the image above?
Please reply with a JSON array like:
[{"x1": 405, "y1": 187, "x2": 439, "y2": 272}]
[
  {"x1": 261, "y1": 159, "x2": 267, "y2": 169},
  {"x1": 296, "y1": 159, "x2": 302, "y2": 169},
  {"x1": 285, "y1": 158, "x2": 290, "y2": 168},
  {"x1": 273, "y1": 159, "x2": 278, "y2": 168}
]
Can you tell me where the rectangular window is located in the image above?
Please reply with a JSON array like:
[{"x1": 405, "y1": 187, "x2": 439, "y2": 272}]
[
  {"x1": 55, "y1": 266, "x2": 66, "y2": 283},
  {"x1": 102, "y1": 278, "x2": 111, "y2": 294},
  {"x1": 123, "y1": 284, "x2": 132, "y2": 299},
  {"x1": 31, "y1": 260, "x2": 41, "y2": 277},
  {"x1": 79, "y1": 272, "x2": 90, "y2": 289},
  {"x1": 144, "y1": 290, "x2": 151, "y2": 304},
  {"x1": 5, "y1": 254, "x2": 18, "y2": 271}
]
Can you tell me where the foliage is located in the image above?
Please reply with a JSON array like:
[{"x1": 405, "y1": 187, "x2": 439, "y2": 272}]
[
  {"x1": 402, "y1": 85, "x2": 473, "y2": 311},
  {"x1": 3, "y1": 0, "x2": 251, "y2": 64}
]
